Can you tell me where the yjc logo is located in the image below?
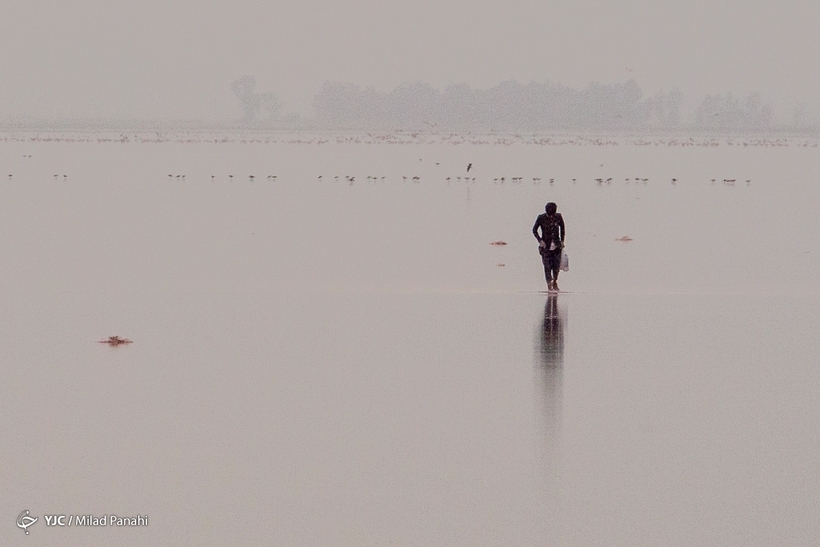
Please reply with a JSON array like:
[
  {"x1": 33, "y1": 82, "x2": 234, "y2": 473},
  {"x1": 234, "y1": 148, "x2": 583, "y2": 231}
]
[{"x1": 17, "y1": 510, "x2": 38, "y2": 534}]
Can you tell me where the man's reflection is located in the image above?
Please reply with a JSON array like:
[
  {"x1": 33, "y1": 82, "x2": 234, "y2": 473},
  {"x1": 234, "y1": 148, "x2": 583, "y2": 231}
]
[
  {"x1": 535, "y1": 294, "x2": 564, "y2": 547},
  {"x1": 536, "y1": 294, "x2": 564, "y2": 451},
  {"x1": 538, "y1": 294, "x2": 564, "y2": 369}
]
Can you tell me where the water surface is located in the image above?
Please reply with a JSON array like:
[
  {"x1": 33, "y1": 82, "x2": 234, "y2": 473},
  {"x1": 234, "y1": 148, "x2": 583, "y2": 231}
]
[{"x1": 2, "y1": 133, "x2": 819, "y2": 546}]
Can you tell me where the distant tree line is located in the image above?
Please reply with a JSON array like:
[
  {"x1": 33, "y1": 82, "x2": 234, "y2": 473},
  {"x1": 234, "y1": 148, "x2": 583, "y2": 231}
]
[
  {"x1": 693, "y1": 92, "x2": 773, "y2": 129},
  {"x1": 231, "y1": 76, "x2": 281, "y2": 124},
  {"x1": 232, "y1": 76, "x2": 795, "y2": 131},
  {"x1": 310, "y1": 80, "x2": 684, "y2": 131}
]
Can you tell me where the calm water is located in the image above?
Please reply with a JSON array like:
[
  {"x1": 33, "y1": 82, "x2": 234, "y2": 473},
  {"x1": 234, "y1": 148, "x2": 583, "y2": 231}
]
[{"x1": 2, "y1": 133, "x2": 819, "y2": 546}]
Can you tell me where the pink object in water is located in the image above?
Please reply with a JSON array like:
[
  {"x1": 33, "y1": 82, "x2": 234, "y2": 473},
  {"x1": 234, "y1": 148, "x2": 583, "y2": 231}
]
[{"x1": 97, "y1": 336, "x2": 133, "y2": 346}]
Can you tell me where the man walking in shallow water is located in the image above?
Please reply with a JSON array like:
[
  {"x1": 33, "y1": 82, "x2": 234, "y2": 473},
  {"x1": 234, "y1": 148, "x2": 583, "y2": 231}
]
[{"x1": 533, "y1": 202, "x2": 565, "y2": 292}]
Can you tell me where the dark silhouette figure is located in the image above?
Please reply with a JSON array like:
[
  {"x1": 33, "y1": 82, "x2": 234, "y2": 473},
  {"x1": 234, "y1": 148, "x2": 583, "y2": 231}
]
[
  {"x1": 467, "y1": 163, "x2": 472, "y2": 172},
  {"x1": 533, "y1": 202, "x2": 565, "y2": 292}
]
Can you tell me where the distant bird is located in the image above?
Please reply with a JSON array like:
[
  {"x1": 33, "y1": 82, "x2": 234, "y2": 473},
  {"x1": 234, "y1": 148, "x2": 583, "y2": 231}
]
[
  {"x1": 467, "y1": 163, "x2": 472, "y2": 172},
  {"x1": 229, "y1": 175, "x2": 233, "y2": 180},
  {"x1": 249, "y1": 175, "x2": 255, "y2": 181}
]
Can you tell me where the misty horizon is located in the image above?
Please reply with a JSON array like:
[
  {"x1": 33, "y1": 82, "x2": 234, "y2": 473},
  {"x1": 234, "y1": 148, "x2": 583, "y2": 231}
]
[
  {"x1": 1, "y1": 76, "x2": 817, "y2": 134},
  {"x1": 5, "y1": 1, "x2": 819, "y2": 130}
]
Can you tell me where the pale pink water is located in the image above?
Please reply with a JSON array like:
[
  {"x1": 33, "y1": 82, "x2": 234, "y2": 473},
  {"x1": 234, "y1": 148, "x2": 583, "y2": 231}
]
[{"x1": 2, "y1": 133, "x2": 819, "y2": 546}]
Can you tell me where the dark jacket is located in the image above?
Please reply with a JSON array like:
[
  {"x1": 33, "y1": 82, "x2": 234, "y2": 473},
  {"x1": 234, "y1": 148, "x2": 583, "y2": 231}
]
[{"x1": 533, "y1": 212, "x2": 565, "y2": 248}]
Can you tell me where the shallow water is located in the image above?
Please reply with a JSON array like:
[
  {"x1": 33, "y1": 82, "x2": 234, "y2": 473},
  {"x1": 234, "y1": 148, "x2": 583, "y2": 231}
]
[{"x1": 2, "y1": 133, "x2": 819, "y2": 545}]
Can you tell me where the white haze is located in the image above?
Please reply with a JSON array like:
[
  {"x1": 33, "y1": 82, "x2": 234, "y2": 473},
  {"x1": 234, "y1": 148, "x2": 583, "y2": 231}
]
[{"x1": 1, "y1": 0, "x2": 819, "y2": 124}]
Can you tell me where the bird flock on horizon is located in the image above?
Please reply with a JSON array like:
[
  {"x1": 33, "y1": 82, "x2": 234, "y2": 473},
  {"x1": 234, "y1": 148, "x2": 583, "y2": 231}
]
[
  {"x1": 2, "y1": 132, "x2": 817, "y2": 148},
  {"x1": 4, "y1": 171, "x2": 752, "y2": 187},
  {"x1": 7, "y1": 131, "x2": 796, "y2": 186}
]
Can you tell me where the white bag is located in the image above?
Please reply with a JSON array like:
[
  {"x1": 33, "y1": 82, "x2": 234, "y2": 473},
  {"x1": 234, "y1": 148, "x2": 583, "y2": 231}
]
[{"x1": 560, "y1": 252, "x2": 569, "y2": 272}]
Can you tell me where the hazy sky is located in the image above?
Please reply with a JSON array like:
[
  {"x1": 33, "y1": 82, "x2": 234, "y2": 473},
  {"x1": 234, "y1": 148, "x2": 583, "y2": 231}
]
[{"x1": 2, "y1": 0, "x2": 818, "y2": 121}]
